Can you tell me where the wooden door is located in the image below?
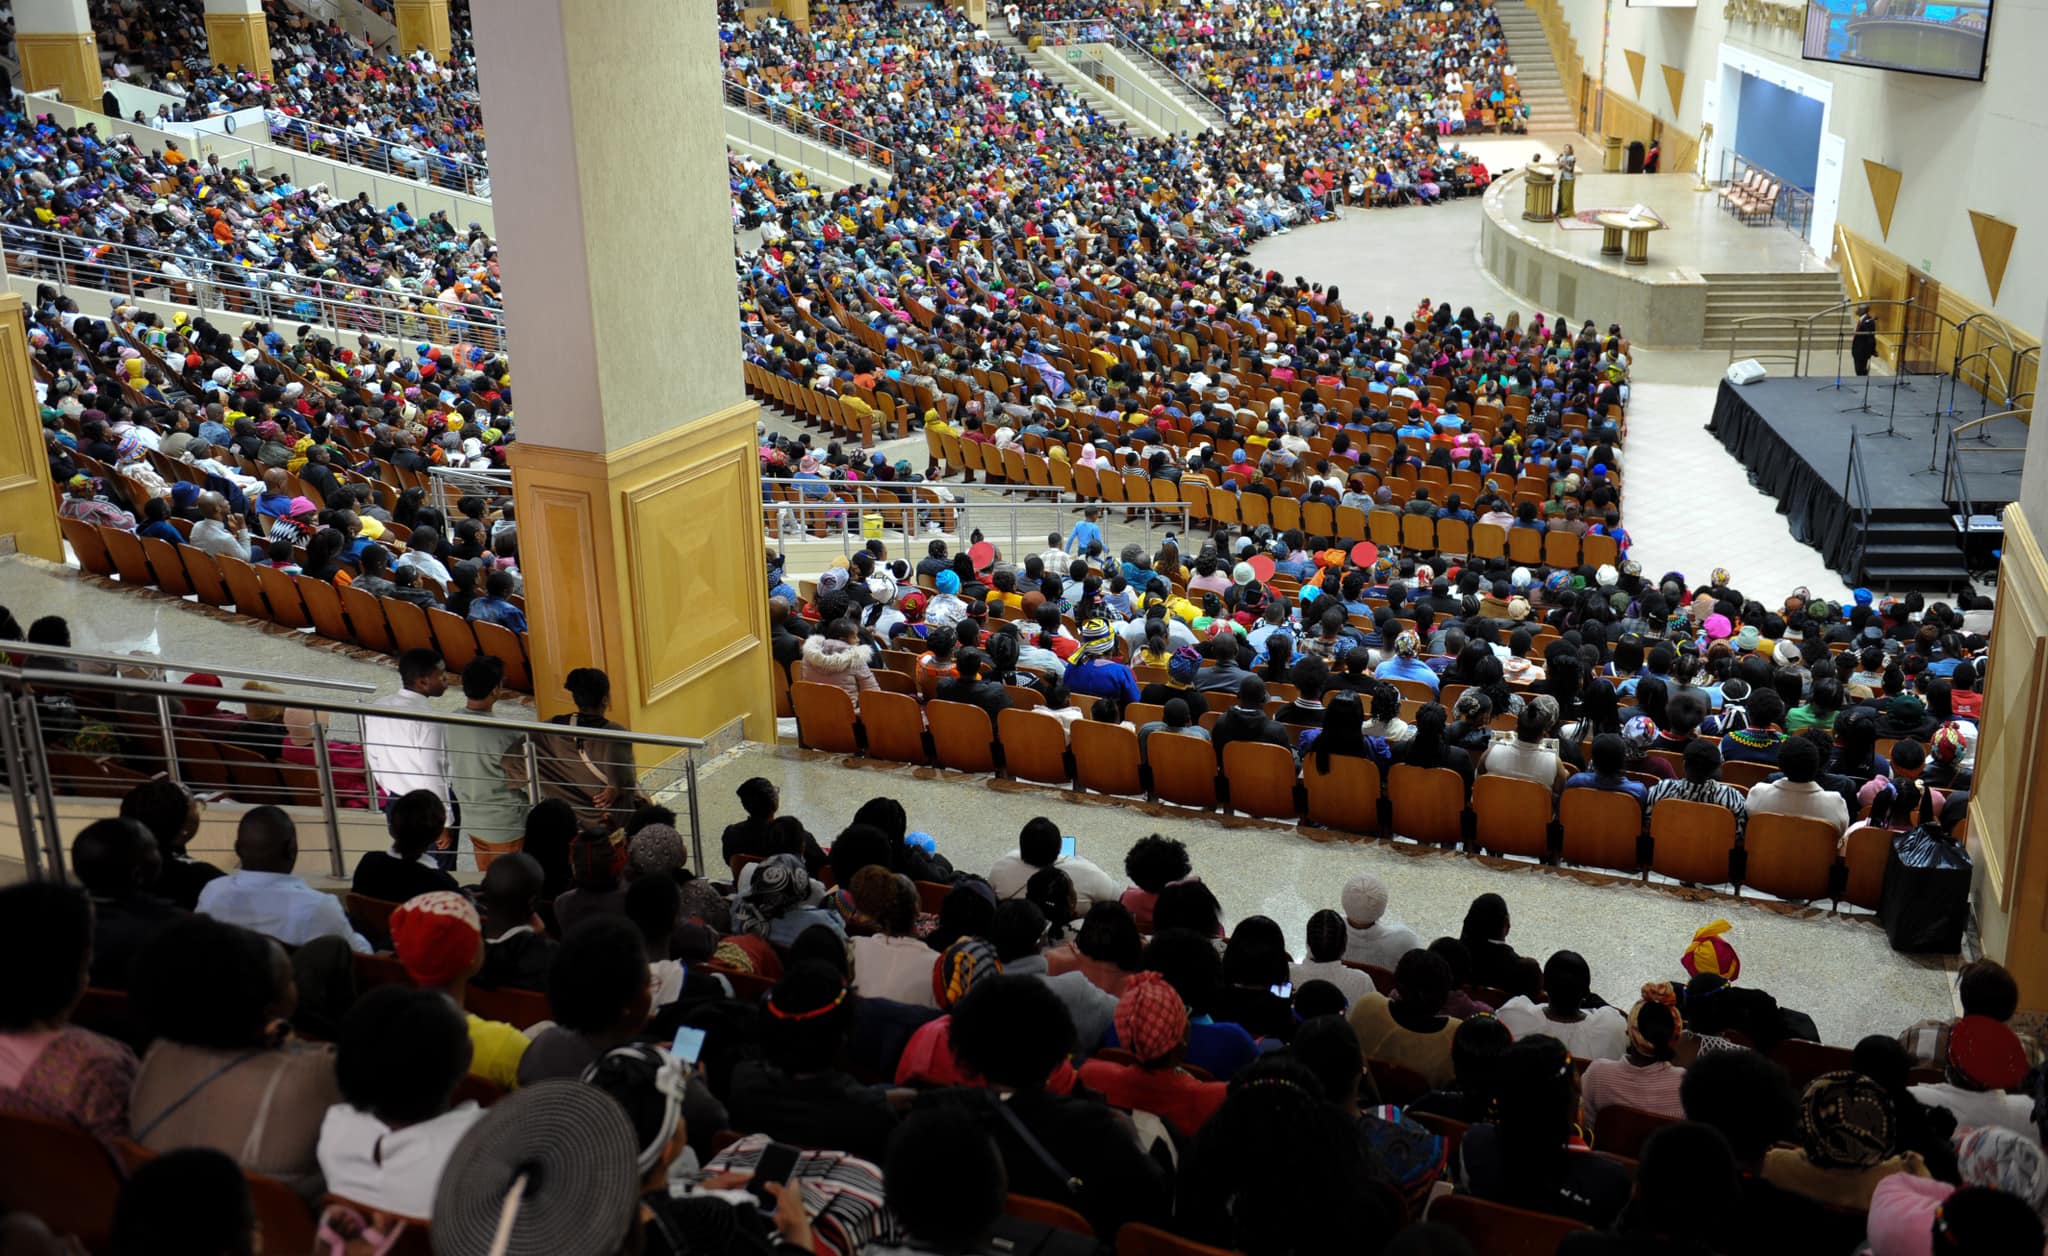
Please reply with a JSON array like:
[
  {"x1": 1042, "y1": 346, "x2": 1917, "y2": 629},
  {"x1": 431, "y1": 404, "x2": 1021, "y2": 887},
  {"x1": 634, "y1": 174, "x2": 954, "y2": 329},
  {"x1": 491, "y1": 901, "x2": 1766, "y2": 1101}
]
[{"x1": 1901, "y1": 268, "x2": 1942, "y2": 375}]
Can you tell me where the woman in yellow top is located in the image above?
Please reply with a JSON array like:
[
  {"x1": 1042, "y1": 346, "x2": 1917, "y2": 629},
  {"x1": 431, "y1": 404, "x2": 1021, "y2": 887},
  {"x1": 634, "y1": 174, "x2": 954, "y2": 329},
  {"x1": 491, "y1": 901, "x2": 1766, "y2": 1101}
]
[{"x1": 388, "y1": 892, "x2": 529, "y2": 1091}]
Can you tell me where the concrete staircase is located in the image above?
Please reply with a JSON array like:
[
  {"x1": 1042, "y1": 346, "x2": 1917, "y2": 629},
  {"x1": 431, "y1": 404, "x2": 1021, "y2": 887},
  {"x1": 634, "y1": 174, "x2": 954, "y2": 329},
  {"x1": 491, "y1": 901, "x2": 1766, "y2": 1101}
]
[
  {"x1": 1702, "y1": 271, "x2": 1850, "y2": 359},
  {"x1": 1495, "y1": 3, "x2": 1575, "y2": 133},
  {"x1": 992, "y1": 21, "x2": 1227, "y2": 131}
]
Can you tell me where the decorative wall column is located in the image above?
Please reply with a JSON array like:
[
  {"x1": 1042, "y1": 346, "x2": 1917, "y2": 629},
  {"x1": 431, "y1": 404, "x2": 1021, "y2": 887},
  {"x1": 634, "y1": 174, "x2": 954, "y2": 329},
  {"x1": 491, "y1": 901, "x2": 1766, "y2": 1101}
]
[
  {"x1": 394, "y1": 0, "x2": 453, "y2": 64},
  {"x1": 473, "y1": 0, "x2": 771, "y2": 749},
  {"x1": 15, "y1": 0, "x2": 102, "y2": 108},
  {"x1": 0, "y1": 286, "x2": 63, "y2": 562},
  {"x1": 1969, "y1": 308, "x2": 2048, "y2": 1013},
  {"x1": 203, "y1": 0, "x2": 273, "y2": 80}
]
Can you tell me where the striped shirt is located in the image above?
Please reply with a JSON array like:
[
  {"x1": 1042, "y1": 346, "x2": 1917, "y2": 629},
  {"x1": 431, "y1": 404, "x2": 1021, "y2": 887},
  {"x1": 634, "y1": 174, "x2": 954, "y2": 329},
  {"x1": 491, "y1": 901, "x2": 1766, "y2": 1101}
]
[{"x1": 1645, "y1": 778, "x2": 1749, "y2": 839}]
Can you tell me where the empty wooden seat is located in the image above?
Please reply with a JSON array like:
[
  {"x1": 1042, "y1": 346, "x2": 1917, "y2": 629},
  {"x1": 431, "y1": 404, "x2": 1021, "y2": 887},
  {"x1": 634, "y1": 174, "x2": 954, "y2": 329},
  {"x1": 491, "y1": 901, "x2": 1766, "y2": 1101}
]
[
  {"x1": 1743, "y1": 812, "x2": 1840, "y2": 902},
  {"x1": 340, "y1": 583, "x2": 397, "y2": 653},
  {"x1": 474, "y1": 622, "x2": 532, "y2": 692},
  {"x1": 860, "y1": 690, "x2": 931, "y2": 764},
  {"x1": 998, "y1": 707, "x2": 1071, "y2": 785},
  {"x1": 383, "y1": 597, "x2": 439, "y2": 656},
  {"x1": 60, "y1": 515, "x2": 118, "y2": 576},
  {"x1": 1223, "y1": 740, "x2": 1301, "y2": 819},
  {"x1": 1838, "y1": 822, "x2": 1893, "y2": 911},
  {"x1": 182, "y1": 546, "x2": 234, "y2": 606},
  {"x1": 1472, "y1": 774, "x2": 1553, "y2": 858},
  {"x1": 1649, "y1": 798, "x2": 1739, "y2": 887},
  {"x1": 928, "y1": 700, "x2": 998, "y2": 773},
  {"x1": 1149, "y1": 733, "x2": 1219, "y2": 809},
  {"x1": 1389, "y1": 764, "x2": 1465, "y2": 846},
  {"x1": 138, "y1": 536, "x2": 195, "y2": 597},
  {"x1": 1559, "y1": 787, "x2": 1644, "y2": 873},
  {"x1": 101, "y1": 524, "x2": 157, "y2": 586},
  {"x1": 428, "y1": 607, "x2": 483, "y2": 675},
  {"x1": 296, "y1": 573, "x2": 354, "y2": 642},
  {"x1": 1428, "y1": 1193, "x2": 1590, "y2": 1256},
  {"x1": 1304, "y1": 754, "x2": 1381, "y2": 835},
  {"x1": 1072, "y1": 721, "x2": 1143, "y2": 796},
  {"x1": 1592, "y1": 1103, "x2": 1678, "y2": 1161}
]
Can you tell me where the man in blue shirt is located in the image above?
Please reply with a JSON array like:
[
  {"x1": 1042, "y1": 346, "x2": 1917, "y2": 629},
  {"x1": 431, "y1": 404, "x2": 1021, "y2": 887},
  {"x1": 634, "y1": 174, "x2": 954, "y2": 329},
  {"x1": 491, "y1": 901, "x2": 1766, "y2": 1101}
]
[{"x1": 468, "y1": 569, "x2": 528, "y2": 633}]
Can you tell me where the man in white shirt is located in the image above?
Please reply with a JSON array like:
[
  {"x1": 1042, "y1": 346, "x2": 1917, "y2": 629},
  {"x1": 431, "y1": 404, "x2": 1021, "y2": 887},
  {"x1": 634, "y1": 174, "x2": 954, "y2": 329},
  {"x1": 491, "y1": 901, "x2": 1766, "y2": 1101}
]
[
  {"x1": 366, "y1": 650, "x2": 455, "y2": 866},
  {"x1": 1339, "y1": 873, "x2": 1424, "y2": 968},
  {"x1": 986, "y1": 817, "x2": 1123, "y2": 911},
  {"x1": 197, "y1": 806, "x2": 371, "y2": 952},
  {"x1": 189, "y1": 490, "x2": 250, "y2": 561},
  {"x1": 1745, "y1": 736, "x2": 1850, "y2": 835}
]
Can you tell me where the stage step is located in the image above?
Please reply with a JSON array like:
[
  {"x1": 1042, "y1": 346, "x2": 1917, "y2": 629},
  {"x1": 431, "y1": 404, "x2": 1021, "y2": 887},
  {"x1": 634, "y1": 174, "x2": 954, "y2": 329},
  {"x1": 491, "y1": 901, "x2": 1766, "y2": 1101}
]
[
  {"x1": 1500, "y1": 4, "x2": 1575, "y2": 131},
  {"x1": 1702, "y1": 270, "x2": 1848, "y2": 355}
]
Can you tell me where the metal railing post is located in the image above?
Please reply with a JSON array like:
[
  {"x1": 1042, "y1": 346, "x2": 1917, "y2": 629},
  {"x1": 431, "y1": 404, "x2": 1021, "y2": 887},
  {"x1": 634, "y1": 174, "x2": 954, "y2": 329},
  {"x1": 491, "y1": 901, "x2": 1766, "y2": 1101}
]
[
  {"x1": 0, "y1": 692, "x2": 47, "y2": 881},
  {"x1": 683, "y1": 750, "x2": 705, "y2": 877},
  {"x1": 310, "y1": 720, "x2": 347, "y2": 878},
  {"x1": 155, "y1": 693, "x2": 182, "y2": 785},
  {"x1": 17, "y1": 698, "x2": 68, "y2": 882},
  {"x1": 522, "y1": 739, "x2": 543, "y2": 806}
]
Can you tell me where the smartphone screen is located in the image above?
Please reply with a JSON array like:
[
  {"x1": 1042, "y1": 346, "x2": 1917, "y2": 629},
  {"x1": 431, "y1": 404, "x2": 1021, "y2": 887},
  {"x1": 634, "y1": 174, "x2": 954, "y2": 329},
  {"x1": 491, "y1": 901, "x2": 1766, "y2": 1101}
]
[
  {"x1": 1060, "y1": 835, "x2": 1077, "y2": 859},
  {"x1": 670, "y1": 1026, "x2": 706, "y2": 1067},
  {"x1": 1269, "y1": 982, "x2": 1294, "y2": 999},
  {"x1": 748, "y1": 1142, "x2": 802, "y2": 1211}
]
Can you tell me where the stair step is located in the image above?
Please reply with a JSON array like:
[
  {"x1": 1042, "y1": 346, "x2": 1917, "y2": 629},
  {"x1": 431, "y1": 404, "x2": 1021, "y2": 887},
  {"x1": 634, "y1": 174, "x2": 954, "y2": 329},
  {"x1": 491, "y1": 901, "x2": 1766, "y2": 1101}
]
[
  {"x1": 1863, "y1": 542, "x2": 1963, "y2": 564},
  {"x1": 1852, "y1": 567, "x2": 1974, "y2": 591}
]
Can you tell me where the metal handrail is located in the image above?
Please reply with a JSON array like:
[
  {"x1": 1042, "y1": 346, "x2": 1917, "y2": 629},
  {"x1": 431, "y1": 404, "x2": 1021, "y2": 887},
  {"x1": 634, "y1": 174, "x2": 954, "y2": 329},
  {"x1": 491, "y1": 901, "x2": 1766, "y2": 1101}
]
[
  {"x1": 424, "y1": 463, "x2": 512, "y2": 517},
  {"x1": 763, "y1": 475, "x2": 1061, "y2": 499},
  {"x1": 1028, "y1": 19, "x2": 1227, "y2": 125},
  {"x1": 3, "y1": 641, "x2": 376, "y2": 692},
  {"x1": 1942, "y1": 409, "x2": 2030, "y2": 520},
  {"x1": 3, "y1": 664, "x2": 711, "y2": 879},
  {"x1": 2, "y1": 223, "x2": 507, "y2": 352},
  {"x1": 721, "y1": 78, "x2": 895, "y2": 169},
  {"x1": 1722, "y1": 315, "x2": 1806, "y2": 370},
  {"x1": 772, "y1": 496, "x2": 1188, "y2": 561},
  {"x1": 1041, "y1": 40, "x2": 1194, "y2": 135},
  {"x1": 265, "y1": 112, "x2": 489, "y2": 195},
  {"x1": 1719, "y1": 151, "x2": 1814, "y2": 238},
  {"x1": 1843, "y1": 428, "x2": 1872, "y2": 583}
]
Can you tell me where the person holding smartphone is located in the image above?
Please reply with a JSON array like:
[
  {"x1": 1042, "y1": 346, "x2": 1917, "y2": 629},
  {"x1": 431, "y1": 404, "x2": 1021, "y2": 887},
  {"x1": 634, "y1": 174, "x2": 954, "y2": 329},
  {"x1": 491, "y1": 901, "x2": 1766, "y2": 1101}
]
[{"x1": 986, "y1": 817, "x2": 1123, "y2": 911}]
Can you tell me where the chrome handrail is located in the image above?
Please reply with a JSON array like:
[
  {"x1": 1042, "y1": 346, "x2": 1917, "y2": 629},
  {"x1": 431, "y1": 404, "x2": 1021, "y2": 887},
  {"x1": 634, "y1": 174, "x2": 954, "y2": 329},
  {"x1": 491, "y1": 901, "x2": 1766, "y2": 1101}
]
[
  {"x1": 3, "y1": 641, "x2": 377, "y2": 692},
  {"x1": 771, "y1": 495, "x2": 1189, "y2": 561},
  {"x1": 721, "y1": 78, "x2": 895, "y2": 169},
  {"x1": 265, "y1": 112, "x2": 489, "y2": 195},
  {"x1": 1028, "y1": 19, "x2": 1227, "y2": 125},
  {"x1": 3, "y1": 664, "x2": 712, "y2": 878},
  {"x1": 1843, "y1": 428, "x2": 1872, "y2": 584},
  {"x1": 2, "y1": 223, "x2": 508, "y2": 351}
]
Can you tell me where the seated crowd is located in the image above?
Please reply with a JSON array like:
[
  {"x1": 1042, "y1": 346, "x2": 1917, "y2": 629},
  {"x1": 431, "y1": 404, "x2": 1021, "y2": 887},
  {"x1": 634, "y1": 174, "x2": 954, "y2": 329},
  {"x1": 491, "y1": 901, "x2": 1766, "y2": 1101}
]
[{"x1": 2, "y1": 776, "x2": 2042, "y2": 1256}]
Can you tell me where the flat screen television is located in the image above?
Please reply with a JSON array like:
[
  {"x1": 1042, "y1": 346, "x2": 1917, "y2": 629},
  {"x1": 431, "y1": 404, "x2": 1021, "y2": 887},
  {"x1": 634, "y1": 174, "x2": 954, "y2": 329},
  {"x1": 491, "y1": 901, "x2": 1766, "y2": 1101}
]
[{"x1": 1801, "y1": 0, "x2": 1993, "y2": 81}]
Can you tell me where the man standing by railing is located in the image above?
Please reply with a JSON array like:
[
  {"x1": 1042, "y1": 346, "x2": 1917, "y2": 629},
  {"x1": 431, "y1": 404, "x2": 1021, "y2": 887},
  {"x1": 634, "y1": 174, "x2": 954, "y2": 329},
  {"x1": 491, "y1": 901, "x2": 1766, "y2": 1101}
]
[{"x1": 365, "y1": 649, "x2": 458, "y2": 870}]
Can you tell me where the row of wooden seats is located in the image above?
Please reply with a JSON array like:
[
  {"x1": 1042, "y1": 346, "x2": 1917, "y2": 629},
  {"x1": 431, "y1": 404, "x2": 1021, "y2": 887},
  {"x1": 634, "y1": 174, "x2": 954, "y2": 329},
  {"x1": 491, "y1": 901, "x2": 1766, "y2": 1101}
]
[
  {"x1": 746, "y1": 360, "x2": 880, "y2": 445},
  {"x1": 789, "y1": 680, "x2": 1888, "y2": 909},
  {"x1": 59, "y1": 517, "x2": 535, "y2": 691}
]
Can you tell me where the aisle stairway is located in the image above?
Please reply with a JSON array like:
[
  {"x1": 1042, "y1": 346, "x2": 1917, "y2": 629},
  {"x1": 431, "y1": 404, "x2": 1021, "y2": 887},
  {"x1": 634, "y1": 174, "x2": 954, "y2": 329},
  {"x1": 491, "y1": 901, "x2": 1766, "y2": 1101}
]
[
  {"x1": 991, "y1": 20, "x2": 1227, "y2": 131},
  {"x1": 1496, "y1": 3, "x2": 1575, "y2": 132},
  {"x1": 1703, "y1": 271, "x2": 1850, "y2": 360}
]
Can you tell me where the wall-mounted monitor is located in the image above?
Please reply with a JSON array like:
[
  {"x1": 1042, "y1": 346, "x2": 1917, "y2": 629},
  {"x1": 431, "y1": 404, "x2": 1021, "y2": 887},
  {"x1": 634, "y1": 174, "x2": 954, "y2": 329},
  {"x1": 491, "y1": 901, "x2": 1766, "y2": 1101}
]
[{"x1": 1802, "y1": 0, "x2": 1992, "y2": 81}]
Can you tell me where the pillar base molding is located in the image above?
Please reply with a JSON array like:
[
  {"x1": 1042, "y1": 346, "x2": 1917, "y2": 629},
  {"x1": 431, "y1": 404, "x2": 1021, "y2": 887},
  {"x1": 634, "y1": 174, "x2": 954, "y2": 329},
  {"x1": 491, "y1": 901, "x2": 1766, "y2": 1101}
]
[
  {"x1": 1972, "y1": 501, "x2": 2048, "y2": 1011},
  {"x1": 508, "y1": 400, "x2": 772, "y2": 752},
  {"x1": 203, "y1": 11, "x2": 273, "y2": 79},
  {"x1": 16, "y1": 31, "x2": 102, "y2": 108},
  {"x1": 394, "y1": 0, "x2": 453, "y2": 64}
]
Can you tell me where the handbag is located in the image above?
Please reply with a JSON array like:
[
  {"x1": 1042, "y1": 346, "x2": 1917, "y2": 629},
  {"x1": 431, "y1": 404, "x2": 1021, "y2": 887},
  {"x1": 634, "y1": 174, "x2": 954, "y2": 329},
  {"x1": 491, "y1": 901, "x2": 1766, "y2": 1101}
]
[{"x1": 978, "y1": 1099, "x2": 1104, "y2": 1256}]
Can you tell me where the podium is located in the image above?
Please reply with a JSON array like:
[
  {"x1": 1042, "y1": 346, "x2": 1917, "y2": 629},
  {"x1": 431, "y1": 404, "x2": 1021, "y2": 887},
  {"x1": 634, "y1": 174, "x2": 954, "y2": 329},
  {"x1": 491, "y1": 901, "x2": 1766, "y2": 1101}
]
[{"x1": 1522, "y1": 164, "x2": 1557, "y2": 222}]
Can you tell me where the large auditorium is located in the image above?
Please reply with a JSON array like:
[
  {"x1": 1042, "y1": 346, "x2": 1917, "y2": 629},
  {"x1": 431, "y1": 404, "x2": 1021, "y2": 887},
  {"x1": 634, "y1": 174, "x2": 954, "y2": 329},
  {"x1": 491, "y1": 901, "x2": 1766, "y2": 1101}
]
[{"x1": 1, "y1": 0, "x2": 2046, "y2": 1249}]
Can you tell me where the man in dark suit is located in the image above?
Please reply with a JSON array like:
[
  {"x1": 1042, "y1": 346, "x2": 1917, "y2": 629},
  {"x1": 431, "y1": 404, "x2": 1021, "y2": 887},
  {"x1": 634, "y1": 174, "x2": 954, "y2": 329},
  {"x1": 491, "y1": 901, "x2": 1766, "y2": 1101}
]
[{"x1": 1852, "y1": 304, "x2": 1879, "y2": 376}]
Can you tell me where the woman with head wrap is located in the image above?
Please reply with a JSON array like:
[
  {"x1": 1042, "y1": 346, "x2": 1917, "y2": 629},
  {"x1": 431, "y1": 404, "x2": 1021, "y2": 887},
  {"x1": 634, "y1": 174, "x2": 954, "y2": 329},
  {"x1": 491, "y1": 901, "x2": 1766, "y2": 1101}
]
[
  {"x1": 1075, "y1": 972, "x2": 1226, "y2": 1137},
  {"x1": 1579, "y1": 983, "x2": 1687, "y2": 1124},
  {"x1": 1867, "y1": 1127, "x2": 2048, "y2": 1256},
  {"x1": 1764, "y1": 1071, "x2": 1932, "y2": 1209},
  {"x1": 732, "y1": 854, "x2": 845, "y2": 949}
]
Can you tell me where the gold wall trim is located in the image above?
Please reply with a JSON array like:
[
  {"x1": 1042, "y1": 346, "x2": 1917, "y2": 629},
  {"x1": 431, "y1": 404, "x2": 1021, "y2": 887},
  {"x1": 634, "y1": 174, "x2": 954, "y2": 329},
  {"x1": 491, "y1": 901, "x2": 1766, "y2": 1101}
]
[{"x1": 1975, "y1": 504, "x2": 2047, "y2": 912}]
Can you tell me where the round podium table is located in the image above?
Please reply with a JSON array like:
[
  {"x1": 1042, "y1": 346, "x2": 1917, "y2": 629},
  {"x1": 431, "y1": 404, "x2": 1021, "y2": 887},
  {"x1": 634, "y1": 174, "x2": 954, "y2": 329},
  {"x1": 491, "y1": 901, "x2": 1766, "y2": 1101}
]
[
  {"x1": 1522, "y1": 164, "x2": 1557, "y2": 222},
  {"x1": 1596, "y1": 213, "x2": 1663, "y2": 266}
]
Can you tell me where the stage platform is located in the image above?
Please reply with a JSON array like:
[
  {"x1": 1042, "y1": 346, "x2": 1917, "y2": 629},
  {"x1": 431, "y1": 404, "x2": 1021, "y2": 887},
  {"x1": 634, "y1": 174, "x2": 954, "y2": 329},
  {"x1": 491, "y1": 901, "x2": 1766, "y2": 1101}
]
[
  {"x1": 1707, "y1": 374, "x2": 2021, "y2": 592},
  {"x1": 1479, "y1": 170, "x2": 1839, "y2": 347}
]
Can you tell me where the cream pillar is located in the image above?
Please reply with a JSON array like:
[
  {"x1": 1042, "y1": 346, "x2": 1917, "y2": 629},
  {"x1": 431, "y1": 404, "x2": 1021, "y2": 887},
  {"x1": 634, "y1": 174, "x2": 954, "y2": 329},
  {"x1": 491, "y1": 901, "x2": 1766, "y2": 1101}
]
[
  {"x1": 1970, "y1": 308, "x2": 2048, "y2": 1013},
  {"x1": 394, "y1": 0, "x2": 453, "y2": 64},
  {"x1": 473, "y1": 0, "x2": 771, "y2": 749},
  {"x1": 14, "y1": 0, "x2": 102, "y2": 109},
  {"x1": 0, "y1": 283, "x2": 63, "y2": 563},
  {"x1": 203, "y1": 0, "x2": 273, "y2": 80}
]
